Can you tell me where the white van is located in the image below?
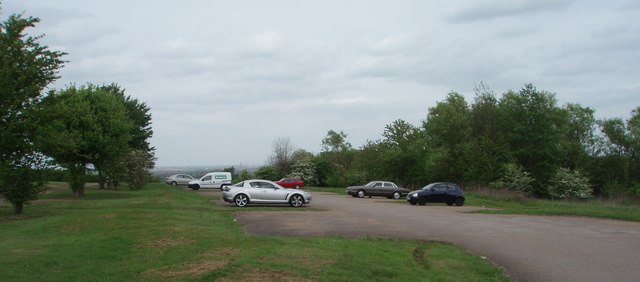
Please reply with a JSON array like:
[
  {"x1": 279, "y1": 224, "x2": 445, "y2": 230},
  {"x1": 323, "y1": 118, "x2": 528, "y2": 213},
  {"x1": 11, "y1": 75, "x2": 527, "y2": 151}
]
[{"x1": 188, "y1": 172, "x2": 232, "y2": 190}]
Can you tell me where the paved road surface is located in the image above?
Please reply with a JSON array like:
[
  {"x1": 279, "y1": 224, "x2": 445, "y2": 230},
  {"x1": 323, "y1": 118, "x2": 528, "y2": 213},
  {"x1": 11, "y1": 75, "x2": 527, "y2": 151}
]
[{"x1": 206, "y1": 190, "x2": 640, "y2": 282}]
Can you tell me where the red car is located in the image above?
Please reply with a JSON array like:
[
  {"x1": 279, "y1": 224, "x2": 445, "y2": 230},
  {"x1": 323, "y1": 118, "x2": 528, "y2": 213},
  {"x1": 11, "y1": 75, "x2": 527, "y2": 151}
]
[{"x1": 275, "y1": 178, "x2": 305, "y2": 189}]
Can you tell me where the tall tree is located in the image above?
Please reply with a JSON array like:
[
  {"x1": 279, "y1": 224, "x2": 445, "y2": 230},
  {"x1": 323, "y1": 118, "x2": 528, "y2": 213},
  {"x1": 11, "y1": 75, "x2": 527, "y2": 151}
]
[
  {"x1": 94, "y1": 84, "x2": 155, "y2": 188},
  {"x1": 422, "y1": 92, "x2": 472, "y2": 183},
  {"x1": 35, "y1": 85, "x2": 132, "y2": 196},
  {"x1": 320, "y1": 130, "x2": 354, "y2": 186},
  {"x1": 467, "y1": 84, "x2": 510, "y2": 185},
  {"x1": 0, "y1": 14, "x2": 65, "y2": 213},
  {"x1": 269, "y1": 136, "x2": 297, "y2": 177},
  {"x1": 498, "y1": 84, "x2": 565, "y2": 196},
  {"x1": 380, "y1": 119, "x2": 425, "y2": 187},
  {"x1": 561, "y1": 103, "x2": 596, "y2": 170}
]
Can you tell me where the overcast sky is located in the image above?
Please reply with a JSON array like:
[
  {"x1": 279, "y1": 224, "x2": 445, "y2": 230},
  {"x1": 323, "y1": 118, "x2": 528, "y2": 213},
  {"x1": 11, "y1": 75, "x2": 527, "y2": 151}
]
[{"x1": 4, "y1": 0, "x2": 639, "y2": 168}]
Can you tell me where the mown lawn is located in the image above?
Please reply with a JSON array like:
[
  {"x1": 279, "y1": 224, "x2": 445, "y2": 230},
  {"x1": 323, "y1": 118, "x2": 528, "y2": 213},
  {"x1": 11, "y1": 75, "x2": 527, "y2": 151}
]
[
  {"x1": 0, "y1": 183, "x2": 507, "y2": 281},
  {"x1": 465, "y1": 192, "x2": 640, "y2": 222}
]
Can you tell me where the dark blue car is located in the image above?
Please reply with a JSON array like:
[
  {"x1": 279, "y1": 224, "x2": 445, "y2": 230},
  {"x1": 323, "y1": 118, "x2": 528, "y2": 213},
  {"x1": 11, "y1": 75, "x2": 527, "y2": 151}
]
[{"x1": 407, "y1": 182, "x2": 465, "y2": 206}]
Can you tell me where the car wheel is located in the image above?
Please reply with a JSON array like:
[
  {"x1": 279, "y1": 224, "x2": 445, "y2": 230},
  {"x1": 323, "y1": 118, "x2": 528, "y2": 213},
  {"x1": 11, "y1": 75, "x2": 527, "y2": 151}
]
[
  {"x1": 220, "y1": 184, "x2": 227, "y2": 191},
  {"x1": 409, "y1": 201, "x2": 417, "y2": 205},
  {"x1": 234, "y1": 194, "x2": 249, "y2": 207},
  {"x1": 455, "y1": 198, "x2": 465, "y2": 206},
  {"x1": 418, "y1": 197, "x2": 427, "y2": 206},
  {"x1": 357, "y1": 190, "x2": 366, "y2": 198},
  {"x1": 392, "y1": 192, "x2": 401, "y2": 200},
  {"x1": 289, "y1": 194, "x2": 304, "y2": 207},
  {"x1": 171, "y1": 181, "x2": 178, "y2": 186},
  {"x1": 192, "y1": 184, "x2": 200, "y2": 190},
  {"x1": 295, "y1": 185, "x2": 300, "y2": 189},
  {"x1": 446, "y1": 202, "x2": 453, "y2": 206}
]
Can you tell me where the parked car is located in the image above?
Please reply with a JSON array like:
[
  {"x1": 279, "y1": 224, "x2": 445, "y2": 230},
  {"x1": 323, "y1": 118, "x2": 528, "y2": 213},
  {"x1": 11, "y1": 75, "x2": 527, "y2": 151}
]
[
  {"x1": 346, "y1": 181, "x2": 410, "y2": 199},
  {"x1": 165, "y1": 174, "x2": 195, "y2": 186},
  {"x1": 222, "y1": 179, "x2": 311, "y2": 207},
  {"x1": 275, "y1": 177, "x2": 305, "y2": 189},
  {"x1": 406, "y1": 182, "x2": 465, "y2": 206},
  {"x1": 188, "y1": 172, "x2": 232, "y2": 190}
]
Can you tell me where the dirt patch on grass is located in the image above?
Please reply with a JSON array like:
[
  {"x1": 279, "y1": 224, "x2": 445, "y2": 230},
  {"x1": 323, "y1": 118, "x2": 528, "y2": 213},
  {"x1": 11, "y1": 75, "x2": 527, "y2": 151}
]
[
  {"x1": 199, "y1": 247, "x2": 240, "y2": 258},
  {"x1": 216, "y1": 268, "x2": 315, "y2": 282},
  {"x1": 11, "y1": 248, "x2": 43, "y2": 255},
  {"x1": 139, "y1": 237, "x2": 196, "y2": 249},
  {"x1": 143, "y1": 260, "x2": 226, "y2": 279}
]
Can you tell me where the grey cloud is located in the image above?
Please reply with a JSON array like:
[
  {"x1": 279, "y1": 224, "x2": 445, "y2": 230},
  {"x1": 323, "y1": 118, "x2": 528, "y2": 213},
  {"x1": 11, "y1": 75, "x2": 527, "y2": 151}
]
[{"x1": 445, "y1": 0, "x2": 573, "y2": 23}]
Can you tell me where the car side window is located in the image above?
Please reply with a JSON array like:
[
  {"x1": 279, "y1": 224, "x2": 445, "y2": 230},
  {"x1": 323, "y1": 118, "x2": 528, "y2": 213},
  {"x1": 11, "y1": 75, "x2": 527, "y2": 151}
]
[
  {"x1": 374, "y1": 182, "x2": 383, "y2": 187},
  {"x1": 234, "y1": 181, "x2": 244, "y2": 187},
  {"x1": 203, "y1": 176, "x2": 211, "y2": 181},
  {"x1": 446, "y1": 184, "x2": 457, "y2": 192},
  {"x1": 434, "y1": 185, "x2": 447, "y2": 192}
]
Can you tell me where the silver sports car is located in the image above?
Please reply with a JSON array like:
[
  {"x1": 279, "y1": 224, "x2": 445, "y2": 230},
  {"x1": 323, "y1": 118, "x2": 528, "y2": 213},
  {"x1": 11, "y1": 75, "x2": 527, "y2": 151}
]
[{"x1": 222, "y1": 179, "x2": 312, "y2": 207}]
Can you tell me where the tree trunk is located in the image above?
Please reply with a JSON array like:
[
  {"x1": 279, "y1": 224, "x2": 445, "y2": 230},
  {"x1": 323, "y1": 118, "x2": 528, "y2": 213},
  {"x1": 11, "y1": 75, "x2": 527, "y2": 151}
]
[{"x1": 14, "y1": 202, "x2": 24, "y2": 214}]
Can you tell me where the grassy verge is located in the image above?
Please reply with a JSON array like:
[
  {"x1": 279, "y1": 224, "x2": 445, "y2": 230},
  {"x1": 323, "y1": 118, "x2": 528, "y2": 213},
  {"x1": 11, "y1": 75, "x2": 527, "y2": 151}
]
[
  {"x1": 465, "y1": 192, "x2": 640, "y2": 222},
  {"x1": 0, "y1": 183, "x2": 507, "y2": 281}
]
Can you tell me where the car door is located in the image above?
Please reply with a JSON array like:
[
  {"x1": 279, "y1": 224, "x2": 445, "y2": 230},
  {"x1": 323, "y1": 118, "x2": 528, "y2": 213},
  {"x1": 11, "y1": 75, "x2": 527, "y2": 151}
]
[
  {"x1": 200, "y1": 175, "x2": 214, "y2": 188},
  {"x1": 370, "y1": 182, "x2": 384, "y2": 196},
  {"x1": 260, "y1": 182, "x2": 288, "y2": 202},
  {"x1": 382, "y1": 182, "x2": 396, "y2": 196},
  {"x1": 430, "y1": 184, "x2": 448, "y2": 202},
  {"x1": 445, "y1": 184, "x2": 460, "y2": 202}
]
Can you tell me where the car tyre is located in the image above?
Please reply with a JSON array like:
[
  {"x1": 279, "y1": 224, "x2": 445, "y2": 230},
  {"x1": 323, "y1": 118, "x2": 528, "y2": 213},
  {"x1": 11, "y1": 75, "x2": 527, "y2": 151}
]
[
  {"x1": 455, "y1": 198, "x2": 465, "y2": 206},
  {"x1": 171, "y1": 181, "x2": 178, "y2": 186},
  {"x1": 295, "y1": 185, "x2": 300, "y2": 189},
  {"x1": 409, "y1": 201, "x2": 417, "y2": 205},
  {"x1": 192, "y1": 185, "x2": 200, "y2": 190},
  {"x1": 392, "y1": 192, "x2": 401, "y2": 200},
  {"x1": 234, "y1": 194, "x2": 249, "y2": 207},
  {"x1": 289, "y1": 194, "x2": 304, "y2": 207},
  {"x1": 357, "y1": 190, "x2": 366, "y2": 198},
  {"x1": 418, "y1": 197, "x2": 427, "y2": 206},
  {"x1": 446, "y1": 202, "x2": 453, "y2": 206}
]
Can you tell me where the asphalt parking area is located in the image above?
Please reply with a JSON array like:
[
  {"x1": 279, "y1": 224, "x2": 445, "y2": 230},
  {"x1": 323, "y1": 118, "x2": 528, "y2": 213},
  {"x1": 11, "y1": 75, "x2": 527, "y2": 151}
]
[{"x1": 199, "y1": 189, "x2": 640, "y2": 282}]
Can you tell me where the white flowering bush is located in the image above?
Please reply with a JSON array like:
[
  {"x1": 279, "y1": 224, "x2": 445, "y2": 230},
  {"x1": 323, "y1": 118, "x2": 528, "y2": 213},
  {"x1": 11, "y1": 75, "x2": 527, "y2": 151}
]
[
  {"x1": 501, "y1": 163, "x2": 534, "y2": 195},
  {"x1": 548, "y1": 168, "x2": 593, "y2": 199}
]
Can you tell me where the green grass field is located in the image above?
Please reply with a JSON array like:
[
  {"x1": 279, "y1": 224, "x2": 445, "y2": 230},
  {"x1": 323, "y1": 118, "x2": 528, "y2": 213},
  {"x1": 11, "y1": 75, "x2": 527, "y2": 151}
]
[
  {"x1": 0, "y1": 183, "x2": 507, "y2": 281},
  {"x1": 465, "y1": 192, "x2": 640, "y2": 222}
]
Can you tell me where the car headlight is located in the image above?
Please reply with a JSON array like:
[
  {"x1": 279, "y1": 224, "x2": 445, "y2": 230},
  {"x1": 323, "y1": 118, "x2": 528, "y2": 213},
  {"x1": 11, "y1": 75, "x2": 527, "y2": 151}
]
[{"x1": 411, "y1": 193, "x2": 418, "y2": 197}]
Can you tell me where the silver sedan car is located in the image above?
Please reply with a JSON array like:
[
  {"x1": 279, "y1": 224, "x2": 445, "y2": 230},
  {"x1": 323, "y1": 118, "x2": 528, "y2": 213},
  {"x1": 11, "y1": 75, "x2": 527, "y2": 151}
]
[
  {"x1": 164, "y1": 174, "x2": 195, "y2": 186},
  {"x1": 222, "y1": 179, "x2": 312, "y2": 207}
]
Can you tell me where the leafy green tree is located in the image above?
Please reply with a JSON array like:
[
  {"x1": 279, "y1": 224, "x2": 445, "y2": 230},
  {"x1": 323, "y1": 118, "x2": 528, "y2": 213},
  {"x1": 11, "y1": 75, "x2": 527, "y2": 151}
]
[
  {"x1": 379, "y1": 119, "x2": 426, "y2": 187},
  {"x1": 596, "y1": 107, "x2": 640, "y2": 195},
  {"x1": 237, "y1": 169, "x2": 252, "y2": 182},
  {"x1": 35, "y1": 85, "x2": 132, "y2": 196},
  {"x1": 561, "y1": 103, "x2": 596, "y2": 170},
  {"x1": 321, "y1": 130, "x2": 354, "y2": 186},
  {"x1": 467, "y1": 84, "x2": 510, "y2": 185},
  {"x1": 423, "y1": 92, "x2": 472, "y2": 183},
  {"x1": 122, "y1": 149, "x2": 156, "y2": 190},
  {"x1": 254, "y1": 165, "x2": 279, "y2": 180},
  {"x1": 93, "y1": 84, "x2": 155, "y2": 189},
  {"x1": 498, "y1": 84, "x2": 565, "y2": 196},
  {"x1": 0, "y1": 14, "x2": 65, "y2": 213}
]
